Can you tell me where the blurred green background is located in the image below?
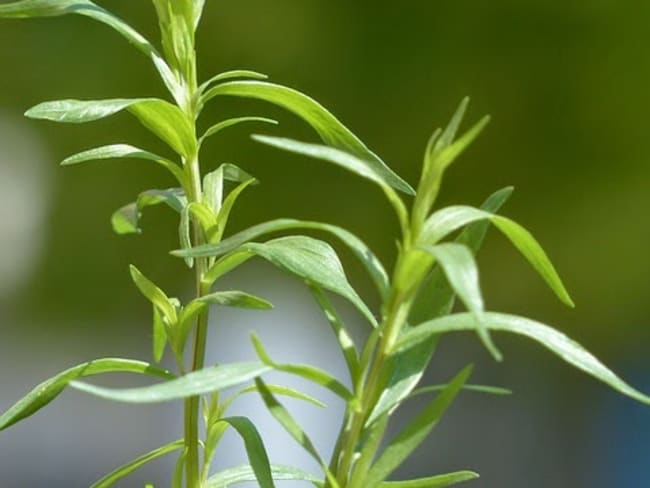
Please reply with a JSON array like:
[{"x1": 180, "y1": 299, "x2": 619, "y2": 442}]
[{"x1": 0, "y1": 1, "x2": 649, "y2": 487}]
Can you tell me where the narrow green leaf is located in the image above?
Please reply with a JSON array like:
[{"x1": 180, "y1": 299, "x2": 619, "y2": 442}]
[
  {"x1": 378, "y1": 471, "x2": 479, "y2": 488},
  {"x1": 113, "y1": 187, "x2": 187, "y2": 235},
  {"x1": 129, "y1": 265, "x2": 177, "y2": 325},
  {"x1": 222, "y1": 384, "x2": 327, "y2": 413},
  {"x1": 348, "y1": 414, "x2": 389, "y2": 488},
  {"x1": 0, "y1": 1, "x2": 181, "y2": 100},
  {"x1": 201, "y1": 80, "x2": 414, "y2": 195},
  {"x1": 242, "y1": 236, "x2": 376, "y2": 326},
  {"x1": 365, "y1": 337, "x2": 439, "y2": 427},
  {"x1": 198, "y1": 290, "x2": 273, "y2": 310},
  {"x1": 207, "y1": 464, "x2": 321, "y2": 488},
  {"x1": 366, "y1": 366, "x2": 472, "y2": 486},
  {"x1": 408, "y1": 384, "x2": 512, "y2": 399},
  {"x1": 178, "y1": 205, "x2": 194, "y2": 268},
  {"x1": 61, "y1": 144, "x2": 185, "y2": 184},
  {"x1": 202, "y1": 250, "x2": 255, "y2": 287},
  {"x1": 199, "y1": 70, "x2": 269, "y2": 93},
  {"x1": 26, "y1": 99, "x2": 196, "y2": 158},
  {"x1": 396, "y1": 312, "x2": 650, "y2": 405},
  {"x1": 217, "y1": 417, "x2": 275, "y2": 488},
  {"x1": 420, "y1": 206, "x2": 574, "y2": 307},
  {"x1": 254, "y1": 378, "x2": 339, "y2": 488},
  {"x1": 309, "y1": 285, "x2": 360, "y2": 384},
  {"x1": 252, "y1": 334, "x2": 353, "y2": 402},
  {"x1": 70, "y1": 362, "x2": 271, "y2": 403},
  {"x1": 409, "y1": 186, "x2": 513, "y2": 324},
  {"x1": 90, "y1": 439, "x2": 184, "y2": 488},
  {"x1": 0, "y1": 359, "x2": 173, "y2": 431},
  {"x1": 152, "y1": 306, "x2": 167, "y2": 363},
  {"x1": 420, "y1": 243, "x2": 500, "y2": 361},
  {"x1": 200, "y1": 117, "x2": 277, "y2": 146},
  {"x1": 211, "y1": 178, "x2": 258, "y2": 242},
  {"x1": 176, "y1": 218, "x2": 389, "y2": 300},
  {"x1": 171, "y1": 449, "x2": 186, "y2": 488}
]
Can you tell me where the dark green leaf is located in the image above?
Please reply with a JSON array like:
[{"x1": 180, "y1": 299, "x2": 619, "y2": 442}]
[
  {"x1": 70, "y1": 362, "x2": 271, "y2": 403},
  {"x1": 0, "y1": 358, "x2": 173, "y2": 431},
  {"x1": 396, "y1": 312, "x2": 650, "y2": 405},
  {"x1": 201, "y1": 80, "x2": 414, "y2": 195},
  {"x1": 90, "y1": 440, "x2": 184, "y2": 488},
  {"x1": 366, "y1": 366, "x2": 472, "y2": 485}
]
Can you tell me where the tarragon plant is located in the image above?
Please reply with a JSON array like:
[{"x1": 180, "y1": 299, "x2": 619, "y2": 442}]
[{"x1": 1, "y1": 2, "x2": 648, "y2": 488}]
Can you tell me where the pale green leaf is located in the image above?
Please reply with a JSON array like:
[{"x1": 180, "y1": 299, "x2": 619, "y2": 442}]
[
  {"x1": 396, "y1": 312, "x2": 650, "y2": 405},
  {"x1": 207, "y1": 464, "x2": 321, "y2": 488},
  {"x1": 420, "y1": 206, "x2": 574, "y2": 307},
  {"x1": 26, "y1": 99, "x2": 196, "y2": 158},
  {"x1": 420, "y1": 243, "x2": 500, "y2": 361},
  {"x1": 0, "y1": 358, "x2": 173, "y2": 431},
  {"x1": 62, "y1": 144, "x2": 186, "y2": 186},
  {"x1": 408, "y1": 384, "x2": 511, "y2": 399},
  {"x1": 201, "y1": 80, "x2": 414, "y2": 195},
  {"x1": 200, "y1": 117, "x2": 277, "y2": 146},
  {"x1": 378, "y1": 471, "x2": 479, "y2": 488},
  {"x1": 199, "y1": 70, "x2": 269, "y2": 93},
  {"x1": 366, "y1": 366, "x2": 472, "y2": 486},
  {"x1": 211, "y1": 178, "x2": 258, "y2": 242},
  {"x1": 113, "y1": 187, "x2": 187, "y2": 235},
  {"x1": 90, "y1": 439, "x2": 184, "y2": 488},
  {"x1": 129, "y1": 265, "x2": 177, "y2": 325},
  {"x1": 70, "y1": 362, "x2": 271, "y2": 403},
  {"x1": 176, "y1": 218, "x2": 389, "y2": 300},
  {"x1": 217, "y1": 417, "x2": 275, "y2": 488},
  {"x1": 152, "y1": 306, "x2": 167, "y2": 363},
  {"x1": 252, "y1": 334, "x2": 353, "y2": 401},
  {"x1": 199, "y1": 290, "x2": 273, "y2": 310},
  {"x1": 222, "y1": 384, "x2": 327, "y2": 413},
  {"x1": 409, "y1": 186, "x2": 513, "y2": 324}
]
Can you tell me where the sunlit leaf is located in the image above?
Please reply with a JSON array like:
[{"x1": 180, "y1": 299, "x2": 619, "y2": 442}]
[
  {"x1": 112, "y1": 187, "x2": 187, "y2": 235},
  {"x1": 365, "y1": 366, "x2": 472, "y2": 486},
  {"x1": 0, "y1": 358, "x2": 173, "y2": 431},
  {"x1": 207, "y1": 464, "x2": 321, "y2": 488},
  {"x1": 129, "y1": 265, "x2": 177, "y2": 326},
  {"x1": 90, "y1": 439, "x2": 184, "y2": 488},
  {"x1": 216, "y1": 417, "x2": 275, "y2": 488},
  {"x1": 201, "y1": 80, "x2": 414, "y2": 195},
  {"x1": 200, "y1": 117, "x2": 277, "y2": 146},
  {"x1": 26, "y1": 99, "x2": 196, "y2": 158},
  {"x1": 175, "y1": 219, "x2": 389, "y2": 302},
  {"x1": 420, "y1": 206, "x2": 574, "y2": 307},
  {"x1": 396, "y1": 312, "x2": 650, "y2": 405},
  {"x1": 70, "y1": 362, "x2": 271, "y2": 403},
  {"x1": 199, "y1": 69, "x2": 269, "y2": 93},
  {"x1": 378, "y1": 471, "x2": 479, "y2": 488}
]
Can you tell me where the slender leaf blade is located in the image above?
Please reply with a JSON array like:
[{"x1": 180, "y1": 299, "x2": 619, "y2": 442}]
[
  {"x1": 378, "y1": 471, "x2": 479, "y2": 488},
  {"x1": 70, "y1": 362, "x2": 271, "y2": 403},
  {"x1": 207, "y1": 464, "x2": 321, "y2": 488},
  {"x1": 0, "y1": 358, "x2": 173, "y2": 431},
  {"x1": 396, "y1": 312, "x2": 650, "y2": 405},
  {"x1": 202, "y1": 80, "x2": 414, "y2": 195}
]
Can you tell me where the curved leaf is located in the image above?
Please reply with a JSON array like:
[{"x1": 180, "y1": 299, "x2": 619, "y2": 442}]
[
  {"x1": 90, "y1": 439, "x2": 184, "y2": 488},
  {"x1": 62, "y1": 144, "x2": 186, "y2": 186},
  {"x1": 410, "y1": 186, "x2": 513, "y2": 324},
  {"x1": 200, "y1": 117, "x2": 278, "y2": 146},
  {"x1": 130, "y1": 265, "x2": 177, "y2": 325},
  {"x1": 396, "y1": 312, "x2": 650, "y2": 405},
  {"x1": 378, "y1": 471, "x2": 479, "y2": 488},
  {"x1": 0, "y1": 1, "x2": 180, "y2": 100},
  {"x1": 70, "y1": 362, "x2": 271, "y2": 403},
  {"x1": 201, "y1": 80, "x2": 414, "y2": 195},
  {"x1": 113, "y1": 188, "x2": 187, "y2": 235},
  {"x1": 421, "y1": 243, "x2": 500, "y2": 361},
  {"x1": 222, "y1": 384, "x2": 327, "y2": 412},
  {"x1": 366, "y1": 366, "x2": 472, "y2": 486},
  {"x1": 217, "y1": 417, "x2": 275, "y2": 488},
  {"x1": 173, "y1": 218, "x2": 390, "y2": 300},
  {"x1": 199, "y1": 69, "x2": 269, "y2": 93},
  {"x1": 0, "y1": 358, "x2": 173, "y2": 431},
  {"x1": 242, "y1": 236, "x2": 376, "y2": 326},
  {"x1": 421, "y1": 206, "x2": 574, "y2": 307},
  {"x1": 26, "y1": 99, "x2": 196, "y2": 157},
  {"x1": 207, "y1": 464, "x2": 321, "y2": 488}
]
